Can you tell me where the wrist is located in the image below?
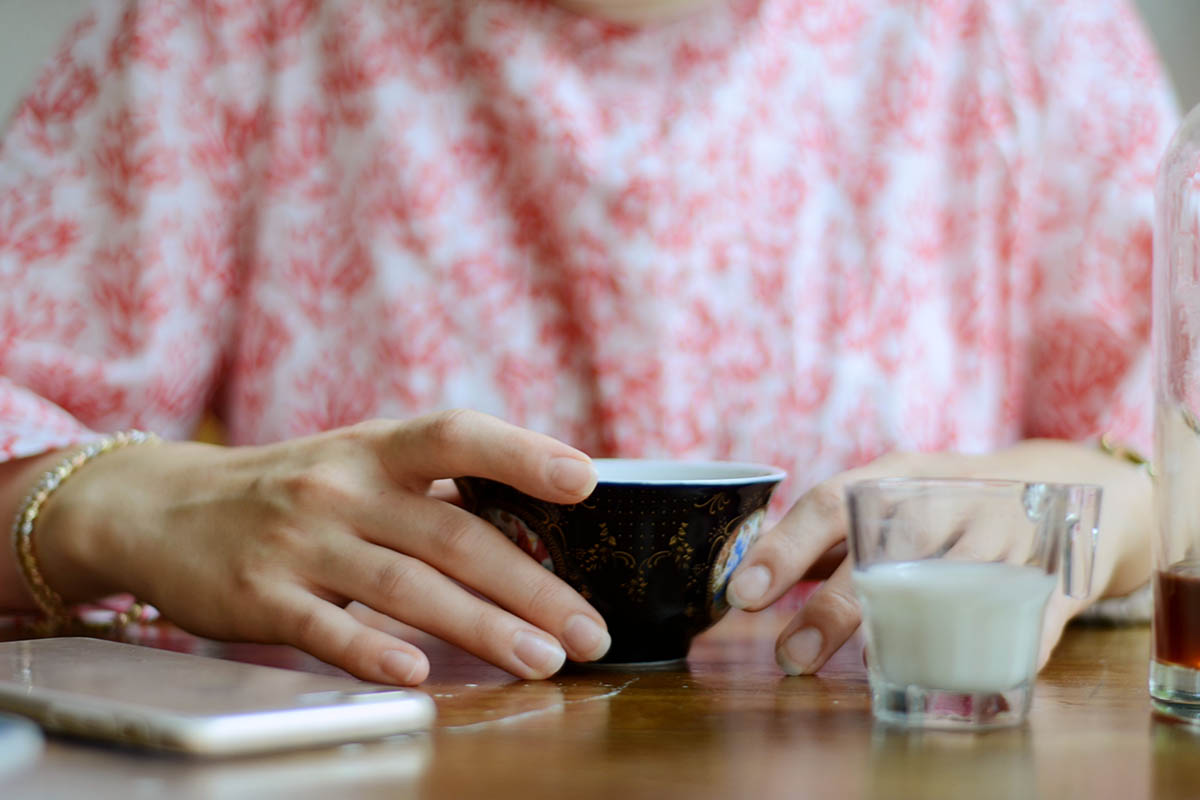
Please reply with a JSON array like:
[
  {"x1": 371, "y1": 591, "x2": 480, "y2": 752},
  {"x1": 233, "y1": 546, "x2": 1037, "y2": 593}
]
[
  {"x1": 32, "y1": 435, "x2": 170, "y2": 607},
  {"x1": 0, "y1": 449, "x2": 73, "y2": 610}
]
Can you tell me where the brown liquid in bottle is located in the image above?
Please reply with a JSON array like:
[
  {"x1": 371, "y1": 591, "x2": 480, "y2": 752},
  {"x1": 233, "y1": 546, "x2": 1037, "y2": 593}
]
[{"x1": 1154, "y1": 562, "x2": 1200, "y2": 669}]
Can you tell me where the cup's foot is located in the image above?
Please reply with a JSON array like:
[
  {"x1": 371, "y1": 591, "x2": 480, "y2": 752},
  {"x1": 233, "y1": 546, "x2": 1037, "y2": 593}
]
[
  {"x1": 869, "y1": 679, "x2": 1032, "y2": 731},
  {"x1": 1151, "y1": 660, "x2": 1200, "y2": 721}
]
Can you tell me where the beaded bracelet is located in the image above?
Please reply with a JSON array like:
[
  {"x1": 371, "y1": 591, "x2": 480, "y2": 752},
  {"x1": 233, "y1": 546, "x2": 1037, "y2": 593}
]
[{"x1": 11, "y1": 430, "x2": 161, "y2": 634}]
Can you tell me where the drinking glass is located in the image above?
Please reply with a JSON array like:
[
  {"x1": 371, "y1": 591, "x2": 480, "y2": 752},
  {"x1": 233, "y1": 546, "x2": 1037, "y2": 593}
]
[
  {"x1": 1153, "y1": 101, "x2": 1200, "y2": 716},
  {"x1": 846, "y1": 478, "x2": 1101, "y2": 730}
]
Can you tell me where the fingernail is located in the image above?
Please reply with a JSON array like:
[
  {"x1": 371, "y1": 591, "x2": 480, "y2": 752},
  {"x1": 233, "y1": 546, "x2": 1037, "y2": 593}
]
[
  {"x1": 563, "y1": 614, "x2": 611, "y2": 661},
  {"x1": 548, "y1": 457, "x2": 597, "y2": 496},
  {"x1": 728, "y1": 564, "x2": 771, "y2": 609},
  {"x1": 778, "y1": 627, "x2": 823, "y2": 675},
  {"x1": 513, "y1": 630, "x2": 567, "y2": 677},
  {"x1": 381, "y1": 650, "x2": 421, "y2": 684}
]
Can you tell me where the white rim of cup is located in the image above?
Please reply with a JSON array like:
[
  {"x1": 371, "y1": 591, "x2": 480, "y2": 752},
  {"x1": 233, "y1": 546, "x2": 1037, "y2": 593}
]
[{"x1": 591, "y1": 459, "x2": 787, "y2": 486}]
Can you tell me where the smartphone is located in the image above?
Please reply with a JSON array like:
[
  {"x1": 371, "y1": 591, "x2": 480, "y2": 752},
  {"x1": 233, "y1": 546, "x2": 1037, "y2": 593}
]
[{"x1": 0, "y1": 638, "x2": 435, "y2": 757}]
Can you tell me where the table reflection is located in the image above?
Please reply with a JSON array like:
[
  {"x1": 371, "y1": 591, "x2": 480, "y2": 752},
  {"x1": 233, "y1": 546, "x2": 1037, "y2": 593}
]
[
  {"x1": 866, "y1": 727, "x2": 1035, "y2": 800},
  {"x1": 1152, "y1": 714, "x2": 1200, "y2": 796},
  {"x1": 7, "y1": 735, "x2": 430, "y2": 800}
]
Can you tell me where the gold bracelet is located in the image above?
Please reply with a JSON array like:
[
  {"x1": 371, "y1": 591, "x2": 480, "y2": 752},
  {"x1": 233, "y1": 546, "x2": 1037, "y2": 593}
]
[
  {"x1": 11, "y1": 430, "x2": 161, "y2": 634},
  {"x1": 1098, "y1": 433, "x2": 1154, "y2": 479}
]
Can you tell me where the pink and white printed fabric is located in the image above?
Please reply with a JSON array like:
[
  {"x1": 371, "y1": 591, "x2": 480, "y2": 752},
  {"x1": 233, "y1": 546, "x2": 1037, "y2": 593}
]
[{"x1": 0, "y1": 0, "x2": 1177, "y2": 504}]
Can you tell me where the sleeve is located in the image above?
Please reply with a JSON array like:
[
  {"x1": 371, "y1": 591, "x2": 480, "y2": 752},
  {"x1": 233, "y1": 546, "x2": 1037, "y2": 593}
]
[
  {"x1": 0, "y1": 0, "x2": 264, "y2": 462},
  {"x1": 1018, "y1": 0, "x2": 1179, "y2": 456}
]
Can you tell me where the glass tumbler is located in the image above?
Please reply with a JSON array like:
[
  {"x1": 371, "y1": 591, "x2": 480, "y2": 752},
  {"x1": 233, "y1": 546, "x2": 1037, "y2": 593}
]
[{"x1": 847, "y1": 478, "x2": 1100, "y2": 730}]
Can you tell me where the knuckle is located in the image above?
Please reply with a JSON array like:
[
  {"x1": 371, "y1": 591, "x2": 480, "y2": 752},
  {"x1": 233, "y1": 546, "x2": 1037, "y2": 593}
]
[
  {"x1": 803, "y1": 483, "x2": 845, "y2": 525},
  {"x1": 372, "y1": 557, "x2": 420, "y2": 600},
  {"x1": 288, "y1": 604, "x2": 326, "y2": 649},
  {"x1": 333, "y1": 627, "x2": 375, "y2": 672},
  {"x1": 226, "y1": 546, "x2": 282, "y2": 601},
  {"x1": 523, "y1": 575, "x2": 565, "y2": 619},
  {"x1": 279, "y1": 463, "x2": 357, "y2": 509},
  {"x1": 948, "y1": 541, "x2": 983, "y2": 561},
  {"x1": 956, "y1": 542, "x2": 1002, "y2": 563},
  {"x1": 432, "y1": 515, "x2": 479, "y2": 563},
  {"x1": 470, "y1": 607, "x2": 506, "y2": 648},
  {"x1": 258, "y1": 521, "x2": 313, "y2": 555},
  {"x1": 873, "y1": 451, "x2": 914, "y2": 472},
  {"x1": 945, "y1": 521, "x2": 1005, "y2": 561},
  {"x1": 816, "y1": 581, "x2": 862, "y2": 625},
  {"x1": 344, "y1": 418, "x2": 391, "y2": 442},
  {"x1": 743, "y1": 529, "x2": 788, "y2": 566},
  {"x1": 227, "y1": 562, "x2": 264, "y2": 600},
  {"x1": 423, "y1": 408, "x2": 476, "y2": 450}
]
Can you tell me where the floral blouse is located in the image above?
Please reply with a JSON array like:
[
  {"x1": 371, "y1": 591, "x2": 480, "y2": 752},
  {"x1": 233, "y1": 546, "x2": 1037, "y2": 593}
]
[{"x1": 0, "y1": 0, "x2": 1177, "y2": 507}]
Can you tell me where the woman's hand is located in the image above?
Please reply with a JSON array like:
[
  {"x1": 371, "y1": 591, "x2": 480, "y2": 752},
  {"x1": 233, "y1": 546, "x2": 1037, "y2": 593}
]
[
  {"x1": 724, "y1": 439, "x2": 1154, "y2": 675},
  {"x1": 32, "y1": 410, "x2": 613, "y2": 684}
]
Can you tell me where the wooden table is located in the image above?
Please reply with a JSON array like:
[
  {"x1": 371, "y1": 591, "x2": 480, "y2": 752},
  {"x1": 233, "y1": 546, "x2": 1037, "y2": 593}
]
[{"x1": 2, "y1": 608, "x2": 1196, "y2": 799}]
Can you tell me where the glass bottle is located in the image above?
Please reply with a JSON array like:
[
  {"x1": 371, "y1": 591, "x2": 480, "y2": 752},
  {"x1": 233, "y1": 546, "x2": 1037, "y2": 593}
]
[{"x1": 1153, "y1": 101, "x2": 1200, "y2": 715}]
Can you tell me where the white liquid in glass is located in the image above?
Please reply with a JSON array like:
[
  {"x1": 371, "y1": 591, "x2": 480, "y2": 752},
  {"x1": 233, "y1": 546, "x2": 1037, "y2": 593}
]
[{"x1": 853, "y1": 561, "x2": 1056, "y2": 693}]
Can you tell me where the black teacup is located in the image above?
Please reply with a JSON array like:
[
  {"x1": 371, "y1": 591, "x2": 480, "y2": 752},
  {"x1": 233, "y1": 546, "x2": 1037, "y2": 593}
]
[{"x1": 455, "y1": 459, "x2": 785, "y2": 666}]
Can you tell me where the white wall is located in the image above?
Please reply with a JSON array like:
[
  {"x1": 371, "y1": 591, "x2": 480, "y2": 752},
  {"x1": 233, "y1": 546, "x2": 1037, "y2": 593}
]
[
  {"x1": 0, "y1": 0, "x2": 91, "y2": 120},
  {"x1": 1137, "y1": 0, "x2": 1200, "y2": 114},
  {"x1": 0, "y1": 1, "x2": 1198, "y2": 122}
]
